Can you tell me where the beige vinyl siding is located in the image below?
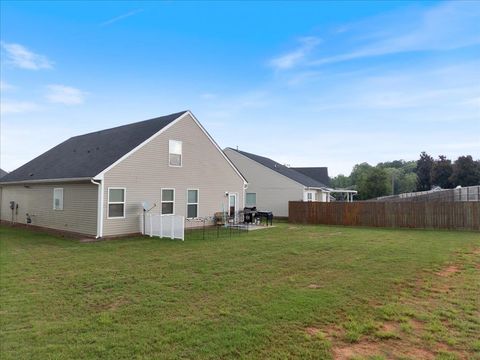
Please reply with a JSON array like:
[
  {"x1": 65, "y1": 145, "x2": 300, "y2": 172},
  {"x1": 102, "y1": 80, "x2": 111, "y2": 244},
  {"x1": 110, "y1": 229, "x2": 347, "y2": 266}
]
[
  {"x1": 102, "y1": 113, "x2": 245, "y2": 237},
  {"x1": 0, "y1": 182, "x2": 97, "y2": 235},
  {"x1": 224, "y1": 149, "x2": 304, "y2": 217}
]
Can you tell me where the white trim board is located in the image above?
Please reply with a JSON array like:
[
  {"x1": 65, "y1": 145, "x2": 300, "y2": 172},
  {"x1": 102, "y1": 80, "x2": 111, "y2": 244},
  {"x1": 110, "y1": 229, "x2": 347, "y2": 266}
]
[
  {"x1": 93, "y1": 111, "x2": 247, "y2": 185},
  {"x1": 93, "y1": 112, "x2": 190, "y2": 180},
  {"x1": 187, "y1": 112, "x2": 247, "y2": 185}
]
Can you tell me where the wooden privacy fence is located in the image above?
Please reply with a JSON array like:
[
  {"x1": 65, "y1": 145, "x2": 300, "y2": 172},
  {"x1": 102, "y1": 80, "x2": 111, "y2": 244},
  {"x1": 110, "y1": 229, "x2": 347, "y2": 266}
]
[{"x1": 289, "y1": 201, "x2": 480, "y2": 231}]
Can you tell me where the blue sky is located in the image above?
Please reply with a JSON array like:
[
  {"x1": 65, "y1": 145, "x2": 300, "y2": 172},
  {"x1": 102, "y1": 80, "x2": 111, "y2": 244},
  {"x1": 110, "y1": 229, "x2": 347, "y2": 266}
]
[{"x1": 1, "y1": 1, "x2": 479, "y2": 176}]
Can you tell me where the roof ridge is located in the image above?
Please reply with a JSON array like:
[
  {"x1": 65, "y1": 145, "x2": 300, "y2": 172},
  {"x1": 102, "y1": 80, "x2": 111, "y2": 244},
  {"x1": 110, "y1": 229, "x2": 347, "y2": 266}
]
[
  {"x1": 1, "y1": 110, "x2": 189, "y2": 183},
  {"x1": 69, "y1": 110, "x2": 188, "y2": 139},
  {"x1": 227, "y1": 148, "x2": 327, "y2": 188}
]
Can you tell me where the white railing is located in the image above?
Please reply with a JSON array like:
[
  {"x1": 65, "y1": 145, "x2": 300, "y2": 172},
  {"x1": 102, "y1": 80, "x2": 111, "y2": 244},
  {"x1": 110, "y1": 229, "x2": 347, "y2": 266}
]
[{"x1": 143, "y1": 214, "x2": 184, "y2": 240}]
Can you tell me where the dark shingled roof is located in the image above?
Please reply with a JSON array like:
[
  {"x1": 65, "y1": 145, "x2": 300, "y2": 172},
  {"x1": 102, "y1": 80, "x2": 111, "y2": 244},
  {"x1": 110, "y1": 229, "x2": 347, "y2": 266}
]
[
  {"x1": 291, "y1": 167, "x2": 330, "y2": 186},
  {"x1": 1, "y1": 111, "x2": 188, "y2": 183},
  {"x1": 0, "y1": 169, "x2": 8, "y2": 178},
  {"x1": 226, "y1": 148, "x2": 328, "y2": 188}
]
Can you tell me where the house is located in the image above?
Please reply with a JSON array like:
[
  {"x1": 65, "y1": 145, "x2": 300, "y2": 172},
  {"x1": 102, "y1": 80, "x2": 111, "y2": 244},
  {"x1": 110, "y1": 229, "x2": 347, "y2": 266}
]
[
  {"x1": 0, "y1": 111, "x2": 247, "y2": 238},
  {"x1": 224, "y1": 148, "x2": 331, "y2": 217},
  {"x1": 0, "y1": 169, "x2": 7, "y2": 179}
]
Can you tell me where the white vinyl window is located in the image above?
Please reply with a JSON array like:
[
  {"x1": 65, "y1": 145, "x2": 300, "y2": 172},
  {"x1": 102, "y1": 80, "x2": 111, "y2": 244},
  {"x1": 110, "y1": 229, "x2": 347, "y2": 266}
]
[
  {"x1": 161, "y1": 189, "x2": 175, "y2": 215},
  {"x1": 53, "y1": 188, "x2": 64, "y2": 210},
  {"x1": 246, "y1": 192, "x2": 256, "y2": 207},
  {"x1": 187, "y1": 189, "x2": 199, "y2": 218},
  {"x1": 307, "y1": 192, "x2": 313, "y2": 201},
  {"x1": 108, "y1": 188, "x2": 126, "y2": 218},
  {"x1": 169, "y1": 140, "x2": 182, "y2": 167}
]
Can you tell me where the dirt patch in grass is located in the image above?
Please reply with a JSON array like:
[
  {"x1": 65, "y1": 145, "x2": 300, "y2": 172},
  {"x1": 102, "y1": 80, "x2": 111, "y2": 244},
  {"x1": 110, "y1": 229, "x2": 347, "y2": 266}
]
[
  {"x1": 404, "y1": 347, "x2": 436, "y2": 360},
  {"x1": 332, "y1": 339, "x2": 437, "y2": 360},
  {"x1": 332, "y1": 341, "x2": 382, "y2": 359},
  {"x1": 381, "y1": 322, "x2": 398, "y2": 333},
  {"x1": 307, "y1": 284, "x2": 322, "y2": 289},
  {"x1": 410, "y1": 319, "x2": 425, "y2": 331},
  {"x1": 436, "y1": 265, "x2": 460, "y2": 277},
  {"x1": 305, "y1": 327, "x2": 320, "y2": 336}
]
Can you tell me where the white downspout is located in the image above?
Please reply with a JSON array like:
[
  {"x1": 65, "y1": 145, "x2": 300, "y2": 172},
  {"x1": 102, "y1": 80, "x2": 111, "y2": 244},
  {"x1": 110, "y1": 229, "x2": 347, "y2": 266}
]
[{"x1": 91, "y1": 179, "x2": 104, "y2": 238}]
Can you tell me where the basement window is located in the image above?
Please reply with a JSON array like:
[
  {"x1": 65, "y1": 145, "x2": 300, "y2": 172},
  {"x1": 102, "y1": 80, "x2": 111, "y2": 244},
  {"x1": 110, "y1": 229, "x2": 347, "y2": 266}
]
[
  {"x1": 169, "y1": 140, "x2": 182, "y2": 167},
  {"x1": 108, "y1": 188, "x2": 126, "y2": 218},
  {"x1": 53, "y1": 188, "x2": 64, "y2": 210}
]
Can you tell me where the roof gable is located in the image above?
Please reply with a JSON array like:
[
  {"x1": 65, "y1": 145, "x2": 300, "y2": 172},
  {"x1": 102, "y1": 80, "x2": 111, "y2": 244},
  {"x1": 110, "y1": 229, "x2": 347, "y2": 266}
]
[
  {"x1": 226, "y1": 148, "x2": 327, "y2": 188},
  {"x1": 1, "y1": 111, "x2": 187, "y2": 183}
]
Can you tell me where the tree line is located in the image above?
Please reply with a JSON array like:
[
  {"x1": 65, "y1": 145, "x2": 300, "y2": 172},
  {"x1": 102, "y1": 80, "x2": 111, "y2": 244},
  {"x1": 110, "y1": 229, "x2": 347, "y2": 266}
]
[{"x1": 330, "y1": 153, "x2": 480, "y2": 200}]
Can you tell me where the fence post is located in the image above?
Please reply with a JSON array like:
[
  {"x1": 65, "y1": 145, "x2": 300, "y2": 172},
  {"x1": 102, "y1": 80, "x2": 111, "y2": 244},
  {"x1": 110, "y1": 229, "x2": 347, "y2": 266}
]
[
  {"x1": 181, "y1": 216, "x2": 185, "y2": 241},
  {"x1": 149, "y1": 214, "x2": 153, "y2": 237},
  {"x1": 159, "y1": 214, "x2": 163, "y2": 238}
]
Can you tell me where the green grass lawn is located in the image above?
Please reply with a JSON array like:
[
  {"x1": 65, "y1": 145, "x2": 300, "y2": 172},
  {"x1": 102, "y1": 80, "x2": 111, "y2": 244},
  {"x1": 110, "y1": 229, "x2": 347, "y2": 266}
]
[{"x1": 1, "y1": 223, "x2": 479, "y2": 360}]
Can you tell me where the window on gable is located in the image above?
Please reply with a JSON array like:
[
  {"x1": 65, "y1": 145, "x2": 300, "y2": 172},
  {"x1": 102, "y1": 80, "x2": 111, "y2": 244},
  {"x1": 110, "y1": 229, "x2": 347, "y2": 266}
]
[
  {"x1": 108, "y1": 188, "x2": 125, "y2": 218},
  {"x1": 169, "y1": 140, "x2": 182, "y2": 166},
  {"x1": 53, "y1": 188, "x2": 64, "y2": 210},
  {"x1": 162, "y1": 189, "x2": 175, "y2": 215},
  {"x1": 187, "y1": 189, "x2": 198, "y2": 218},
  {"x1": 246, "y1": 193, "x2": 256, "y2": 207}
]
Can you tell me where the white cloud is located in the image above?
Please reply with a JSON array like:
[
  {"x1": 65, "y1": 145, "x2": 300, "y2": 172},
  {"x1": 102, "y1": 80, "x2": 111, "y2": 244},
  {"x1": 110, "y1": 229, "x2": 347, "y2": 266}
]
[
  {"x1": 0, "y1": 100, "x2": 41, "y2": 115},
  {"x1": 309, "y1": 2, "x2": 480, "y2": 66},
  {"x1": 100, "y1": 9, "x2": 144, "y2": 26},
  {"x1": 1, "y1": 42, "x2": 53, "y2": 70},
  {"x1": 45, "y1": 84, "x2": 87, "y2": 105},
  {"x1": 269, "y1": 37, "x2": 321, "y2": 70}
]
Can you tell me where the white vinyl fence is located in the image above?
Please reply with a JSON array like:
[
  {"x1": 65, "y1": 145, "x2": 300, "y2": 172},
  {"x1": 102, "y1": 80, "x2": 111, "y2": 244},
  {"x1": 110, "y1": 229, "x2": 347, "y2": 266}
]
[{"x1": 142, "y1": 214, "x2": 185, "y2": 240}]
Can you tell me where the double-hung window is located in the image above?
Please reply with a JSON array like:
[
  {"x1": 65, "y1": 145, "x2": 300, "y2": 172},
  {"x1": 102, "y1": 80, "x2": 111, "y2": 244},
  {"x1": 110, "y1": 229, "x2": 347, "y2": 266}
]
[
  {"x1": 108, "y1": 188, "x2": 126, "y2": 218},
  {"x1": 187, "y1": 189, "x2": 199, "y2": 218},
  {"x1": 161, "y1": 189, "x2": 175, "y2": 215},
  {"x1": 53, "y1": 188, "x2": 64, "y2": 210},
  {"x1": 169, "y1": 140, "x2": 182, "y2": 167}
]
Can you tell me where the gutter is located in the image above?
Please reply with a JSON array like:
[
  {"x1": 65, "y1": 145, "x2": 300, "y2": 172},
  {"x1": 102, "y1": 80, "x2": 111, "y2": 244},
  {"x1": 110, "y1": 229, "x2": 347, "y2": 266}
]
[
  {"x1": 0, "y1": 177, "x2": 92, "y2": 185},
  {"x1": 90, "y1": 179, "x2": 104, "y2": 239}
]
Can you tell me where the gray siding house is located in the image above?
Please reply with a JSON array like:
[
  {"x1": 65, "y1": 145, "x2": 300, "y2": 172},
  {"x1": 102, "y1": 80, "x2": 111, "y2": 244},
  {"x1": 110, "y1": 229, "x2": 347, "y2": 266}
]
[
  {"x1": 224, "y1": 148, "x2": 330, "y2": 217},
  {"x1": 0, "y1": 111, "x2": 246, "y2": 237}
]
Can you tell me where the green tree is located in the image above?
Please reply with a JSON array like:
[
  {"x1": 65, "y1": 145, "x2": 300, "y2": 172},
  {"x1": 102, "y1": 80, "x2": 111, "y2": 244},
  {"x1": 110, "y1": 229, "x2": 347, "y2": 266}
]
[
  {"x1": 330, "y1": 174, "x2": 352, "y2": 188},
  {"x1": 415, "y1": 152, "x2": 434, "y2": 191},
  {"x1": 357, "y1": 167, "x2": 389, "y2": 200},
  {"x1": 350, "y1": 162, "x2": 373, "y2": 187},
  {"x1": 449, "y1": 156, "x2": 480, "y2": 186},
  {"x1": 397, "y1": 172, "x2": 417, "y2": 194},
  {"x1": 430, "y1": 155, "x2": 453, "y2": 188}
]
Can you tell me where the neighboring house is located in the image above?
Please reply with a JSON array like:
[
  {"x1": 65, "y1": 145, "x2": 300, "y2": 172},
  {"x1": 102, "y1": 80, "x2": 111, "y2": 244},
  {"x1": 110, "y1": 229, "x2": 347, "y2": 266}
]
[
  {"x1": 224, "y1": 148, "x2": 330, "y2": 217},
  {"x1": 0, "y1": 111, "x2": 246, "y2": 238},
  {"x1": 291, "y1": 167, "x2": 330, "y2": 187},
  {"x1": 0, "y1": 169, "x2": 7, "y2": 179}
]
